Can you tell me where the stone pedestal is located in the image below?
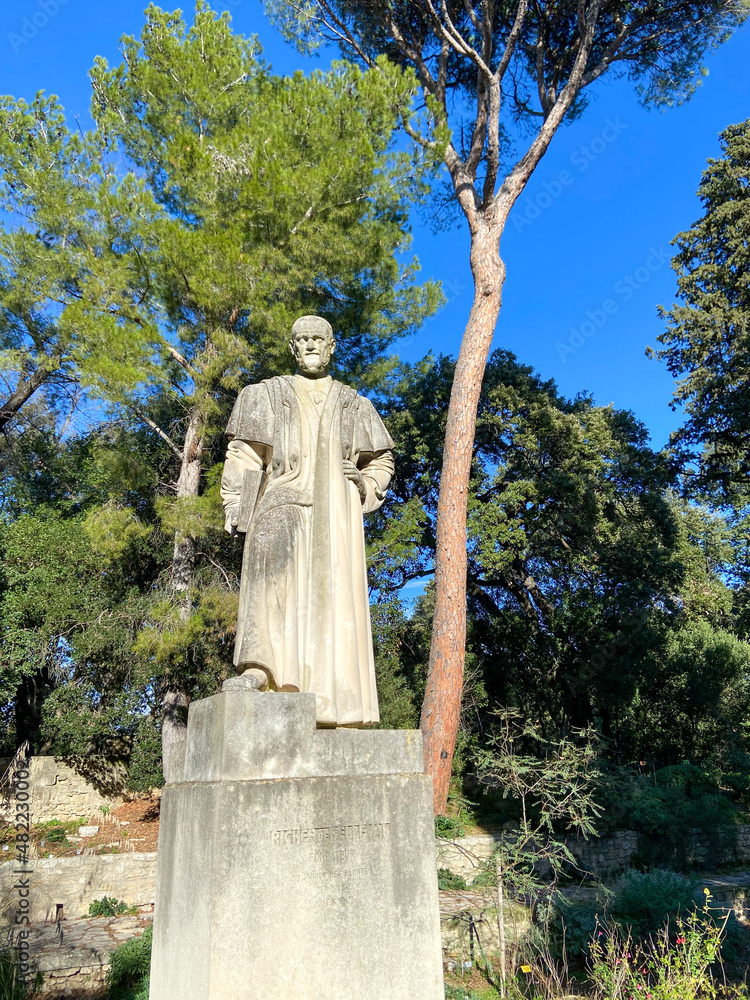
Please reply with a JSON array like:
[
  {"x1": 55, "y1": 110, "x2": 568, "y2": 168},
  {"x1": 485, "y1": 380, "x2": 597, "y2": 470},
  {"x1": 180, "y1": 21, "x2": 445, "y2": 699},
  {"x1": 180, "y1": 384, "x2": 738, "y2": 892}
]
[{"x1": 149, "y1": 691, "x2": 444, "y2": 1000}]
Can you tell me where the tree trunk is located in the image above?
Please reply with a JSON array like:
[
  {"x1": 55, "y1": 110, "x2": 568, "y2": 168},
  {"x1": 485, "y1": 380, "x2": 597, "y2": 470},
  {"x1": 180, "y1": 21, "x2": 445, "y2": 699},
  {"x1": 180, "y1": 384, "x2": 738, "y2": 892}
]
[
  {"x1": 420, "y1": 218, "x2": 506, "y2": 814},
  {"x1": 161, "y1": 407, "x2": 203, "y2": 782},
  {"x1": 15, "y1": 667, "x2": 55, "y2": 752}
]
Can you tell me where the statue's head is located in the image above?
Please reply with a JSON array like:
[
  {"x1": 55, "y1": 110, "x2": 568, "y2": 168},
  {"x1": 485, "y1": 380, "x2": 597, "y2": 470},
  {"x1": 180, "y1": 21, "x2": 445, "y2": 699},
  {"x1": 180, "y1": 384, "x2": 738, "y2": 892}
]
[{"x1": 289, "y1": 315, "x2": 335, "y2": 376}]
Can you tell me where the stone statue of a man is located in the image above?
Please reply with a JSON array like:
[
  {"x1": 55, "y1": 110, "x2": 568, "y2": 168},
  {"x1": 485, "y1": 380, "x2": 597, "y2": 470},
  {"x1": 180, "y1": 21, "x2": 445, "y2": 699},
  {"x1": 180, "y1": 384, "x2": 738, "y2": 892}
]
[{"x1": 220, "y1": 316, "x2": 395, "y2": 726}]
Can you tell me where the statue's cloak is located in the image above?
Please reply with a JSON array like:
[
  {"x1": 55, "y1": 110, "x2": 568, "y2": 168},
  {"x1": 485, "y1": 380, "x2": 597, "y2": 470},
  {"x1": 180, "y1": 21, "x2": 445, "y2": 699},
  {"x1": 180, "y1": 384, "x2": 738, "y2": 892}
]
[{"x1": 224, "y1": 375, "x2": 394, "y2": 726}]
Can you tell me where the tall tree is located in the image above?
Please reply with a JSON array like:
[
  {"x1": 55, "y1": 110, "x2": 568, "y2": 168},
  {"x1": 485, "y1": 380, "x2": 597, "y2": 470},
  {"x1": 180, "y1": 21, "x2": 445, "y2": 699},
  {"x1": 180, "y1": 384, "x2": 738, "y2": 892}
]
[
  {"x1": 0, "y1": 95, "x2": 161, "y2": 432},
  {"x1": 267, "y1": 0, "x2": 749, "y2": 810},
  {"x1": 0, "y1": 4, "x2": 439, "y2": 772},
  {"x1": 652, "y1": 118, "x2": 750, "y2": 498},
  {"x1": 86, "y1": 3, "x2": 438, "y2": 776}
]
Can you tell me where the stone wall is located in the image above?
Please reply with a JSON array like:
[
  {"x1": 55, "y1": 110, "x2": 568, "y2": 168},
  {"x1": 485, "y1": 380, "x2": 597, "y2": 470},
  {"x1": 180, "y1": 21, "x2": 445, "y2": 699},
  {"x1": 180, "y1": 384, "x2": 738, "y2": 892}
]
[
  {"x1": 438, "y1": 825, "x2": 750, "y2": 880},
  {"x1": 0, "y1": 853, "x2": 157, "y2": 925},
  {"x1": 0, "y1": 756, "x2": 127, "y2": 825}
]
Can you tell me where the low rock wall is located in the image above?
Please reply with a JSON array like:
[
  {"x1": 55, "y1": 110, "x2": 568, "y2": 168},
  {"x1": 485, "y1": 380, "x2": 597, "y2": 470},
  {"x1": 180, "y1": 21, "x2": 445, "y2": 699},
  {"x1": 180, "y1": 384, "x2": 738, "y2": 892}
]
[
  {"x1": 439, "y1": 825, "x2": 750, "y2": 879},
  {"x1": 0, "y1": 853, "x2": 157, "y2": 925},
  {"x1": 0, "y1": 756, "x2": 127, "y2": 825}
]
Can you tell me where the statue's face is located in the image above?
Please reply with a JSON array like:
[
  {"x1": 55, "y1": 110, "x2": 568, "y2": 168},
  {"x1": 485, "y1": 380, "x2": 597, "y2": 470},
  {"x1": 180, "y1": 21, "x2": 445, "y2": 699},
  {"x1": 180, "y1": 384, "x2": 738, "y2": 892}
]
[{"x1": 290, "y1": 328, "x2": 335, "y2": 375}]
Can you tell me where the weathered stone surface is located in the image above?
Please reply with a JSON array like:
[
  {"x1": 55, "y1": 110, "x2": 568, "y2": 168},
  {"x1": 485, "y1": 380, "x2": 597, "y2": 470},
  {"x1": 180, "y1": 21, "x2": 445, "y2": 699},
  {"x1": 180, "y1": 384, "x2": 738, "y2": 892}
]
[
  {"x1": 0, "y1": 756, "x2": 126, "y2": 825},
  {"x1": 221, "y1": 315, "x2": 395, "y2": 727},
  {"x1": 78, "y1": 825, "x2": 99, "y2": 838},
  {"x1": 16, "y1": 914, "x2": 150, "y2": 996},
  {"x1": 150, "y1": 692, "x2": 444, "y2": 1000},
  {"x1": 0, "y1": 853, "x2": 157, "y2": 924},
  {"x1": 439, "y1": 889, "x2": 531, "y2": 960},
  {"x1": 182, "y1": 690, "x2": 424, "y2": 782}
]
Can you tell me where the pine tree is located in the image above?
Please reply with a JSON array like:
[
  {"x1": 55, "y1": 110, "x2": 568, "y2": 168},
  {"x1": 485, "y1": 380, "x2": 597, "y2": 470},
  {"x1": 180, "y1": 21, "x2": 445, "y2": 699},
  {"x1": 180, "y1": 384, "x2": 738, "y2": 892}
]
[
  {"x1": 266, "y1": 0, "x2": 749, "y2": 811},
  {"x1": 0, "y1": 3, "x2": 439, "y2": 772},
  {"x1": 653, "y1": 119, "x2": 750, "y2": 497}
]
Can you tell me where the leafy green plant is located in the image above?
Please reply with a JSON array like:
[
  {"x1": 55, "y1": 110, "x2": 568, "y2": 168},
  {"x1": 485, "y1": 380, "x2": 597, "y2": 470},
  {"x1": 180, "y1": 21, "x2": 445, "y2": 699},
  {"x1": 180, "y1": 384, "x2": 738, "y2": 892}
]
[
  {"x1": 44, "y1": 825, "x2": 69, "y2": 845},
  {"x1": 438, "y1": 868, "x2": 469, "y2": 891},
  {"x1": 547, "y1": 897, "x2": 601, "y2": 959},
  {"x1": 445, "y1": 985, "x2": 501, "y2": 999},
  {"x1": 474, "y1": 711, "x2": 602, "y2": 898},
  {"x1": 609, "y1": 870, "x2": 700, "y2": 941},
  {"x1": 107, "y1": 925, "x2": 151, "y2": 1000},
  {"x1": 127, "y1": 717, "x2": 164, "y2": 793},
  {"x1": 436, "y1": 816, "x2": 466, "y2": 840},
  {"x1": 597, "y1": 763, "x2": 738, "y2": 868},
  {"x1": 588, "y1": 905, "x2": 727, "y2": 999},
  {"x1": 89, "y1": 897, "x2": 136, "y2": 918}
]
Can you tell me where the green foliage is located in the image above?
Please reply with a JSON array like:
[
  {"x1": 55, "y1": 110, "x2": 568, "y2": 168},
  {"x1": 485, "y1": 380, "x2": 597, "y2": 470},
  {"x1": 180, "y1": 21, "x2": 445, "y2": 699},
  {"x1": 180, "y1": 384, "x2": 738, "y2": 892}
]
[
  {"x1": 268, "y1": 0, "x2": 747, "y2": 126},
  {"x1": 436, "y1": 816, "x2": 466, "y2": 840},
  {"x1": 368, "y1": 599, "x2": 421, "y2": 730},
  {"x1": 0, "y1": 2, "x2": 440, "y2": 761},
  {"x1": 89, "y1": 897, "x2": 135, "y2": 918},
  {"x1": 0, "y1": 92, "x2": 162, "y2": 430},
  {"x1": 588, "y1": 907, "x2": 726, "y2": 1000},
  {"x1": 444, "y1": 987, "x2": 500, "y2": 1000},
  {"x1": 0, "y1": 952, "x2": 26, "y2": 1000},
  {"x1": 654, "y1": 119, "x2": 750, "y2": 497},
  {"x1": 370, "y1": 351, "x2": 750, "y2": 804},
  {"x1": 89, "y1": 3, "x2": 440, "y2": 390},
  {"x1": 609, "y1": 870, "x2": 701, "y2": 941},
  {"x1": 437, "y1": 868, "x2": 468, "y2": 891},
  {"x1": 549, "y1": 897, "x2": 602, "y2": 959},
  {"x1": 43, "y1": 824, "x2": 70, "y2": 846},
  {"x1": 127, "y1": 717, "x2": 164, "y2": 792},
  {"x1": 597, "y1": 763, "x2": 738, "y2": 868},
  {"x1": 107, "y1": 926, "x2": 152, "y2": 1000},
  {"x1": 473, "y1": 711, "x2": 602, "y2": 898}
]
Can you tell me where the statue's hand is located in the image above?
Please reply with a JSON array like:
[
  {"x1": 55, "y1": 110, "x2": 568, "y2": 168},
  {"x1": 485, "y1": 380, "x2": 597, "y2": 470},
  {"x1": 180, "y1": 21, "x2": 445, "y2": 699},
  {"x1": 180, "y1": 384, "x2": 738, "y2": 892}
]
[
  {"x1": 343, "y1": 459, "x2": 367, "y2": 503},
  {"x1": 224, "y1": 510, "x2": 239, "y2": 537}
]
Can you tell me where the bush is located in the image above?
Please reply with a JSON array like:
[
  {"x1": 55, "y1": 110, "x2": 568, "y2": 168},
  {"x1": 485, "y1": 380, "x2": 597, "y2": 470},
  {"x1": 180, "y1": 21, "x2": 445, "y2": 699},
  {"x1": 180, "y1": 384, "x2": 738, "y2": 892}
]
[
  {"x1": 588, "y1": 908, "x2": 725, "y2": 1000},
  {"x1": 89, "y1": 897, "x2": 135, "y2": 918},
  {"x1": 44, "y1": 825, "x2": 69, "y2": 845},
  {"x1": 438, "y1": 868, "x2": 468, "y2": 890},
  {"x1": 609, "y1": 869, "x2": 699, "y2": 940},
  {"x1": 445, "y1": 986, "x2": 500, "y2": 999},
  {"x1": 436, "y1": 815, "x2": 466, "y2": 839},
  {"x1": 597, "y1": 763, "x2": 737, "y2": 868},
  {"x1": 548, "y1": 897, "x2": 601, "y2": 958},
  {"x1": 107, "y1": 925, "x2": 151, "y2": 1000}
]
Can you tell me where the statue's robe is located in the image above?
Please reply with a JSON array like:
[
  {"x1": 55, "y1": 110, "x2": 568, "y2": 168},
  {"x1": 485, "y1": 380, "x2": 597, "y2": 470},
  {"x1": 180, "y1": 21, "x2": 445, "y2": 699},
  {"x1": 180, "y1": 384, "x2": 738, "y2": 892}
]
[{"x1": 221, "y1": 374, "x2": 395, "y2": 726}]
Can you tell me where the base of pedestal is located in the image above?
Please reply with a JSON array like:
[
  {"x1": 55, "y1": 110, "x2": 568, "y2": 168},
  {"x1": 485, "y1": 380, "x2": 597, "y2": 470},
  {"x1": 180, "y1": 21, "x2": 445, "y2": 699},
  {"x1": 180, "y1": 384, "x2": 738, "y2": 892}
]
[{"x1": 149, "y1": 692, "x2": 444, "y2": 1000}]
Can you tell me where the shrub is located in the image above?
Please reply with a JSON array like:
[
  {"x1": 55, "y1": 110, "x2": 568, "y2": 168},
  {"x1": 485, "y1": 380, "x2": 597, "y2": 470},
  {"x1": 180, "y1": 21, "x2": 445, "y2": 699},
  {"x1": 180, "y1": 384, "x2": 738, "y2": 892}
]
[
  {"x1": 45, "y1": 826, "x2": 68, "y2": 845},
  {"x1": 588, "y1": 907, "x2": 725, "y2": 1000},
  {"x1": 89, "y1": 897, "x2": 135, "y2": 918},
  {"x1": 107, "y1": 925, "x2": 151, "y2": 1000},
  {"x1": 609, "y1": 869, "x2": 699, "y2": 940},
  {"x1": 438, "y1": 868, "x2": 468, "y2": 890},
  {"x1": 597, "y1": 763, "x2": 737, "y2": 868},
  {"x1": 436, "y1": 815, "x2": 466, "y2": 839},
  {"x1": 548, "y1": 897, "x2": 601, "y2": 958},
  {"x1": 445, "y1": 986, "x2": 500, "y2": 999}
]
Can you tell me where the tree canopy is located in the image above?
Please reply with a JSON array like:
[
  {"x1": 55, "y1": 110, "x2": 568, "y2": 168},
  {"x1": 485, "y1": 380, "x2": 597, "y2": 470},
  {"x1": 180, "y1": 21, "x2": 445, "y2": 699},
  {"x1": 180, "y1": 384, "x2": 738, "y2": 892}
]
[
  {"x1": 653, "y1": 118, "x2": 750, "y2": 497},
  {"x1": 266, "y1": 0, "x2": 750, "y2": 812}
]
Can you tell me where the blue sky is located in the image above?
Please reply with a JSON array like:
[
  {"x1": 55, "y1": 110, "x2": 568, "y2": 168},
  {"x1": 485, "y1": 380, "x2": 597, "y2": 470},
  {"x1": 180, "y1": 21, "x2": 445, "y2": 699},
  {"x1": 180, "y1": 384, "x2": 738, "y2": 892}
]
[{"x1": 1, "y1": 0, "x2": 749, "y2": 449}]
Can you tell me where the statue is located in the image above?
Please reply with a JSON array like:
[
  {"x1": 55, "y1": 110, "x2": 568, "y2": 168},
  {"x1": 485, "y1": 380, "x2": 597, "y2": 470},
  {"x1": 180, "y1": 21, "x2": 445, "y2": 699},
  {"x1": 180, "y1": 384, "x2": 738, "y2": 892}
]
[{"x1": 220, "y1": 315, "x2": 395, "y2": 726}]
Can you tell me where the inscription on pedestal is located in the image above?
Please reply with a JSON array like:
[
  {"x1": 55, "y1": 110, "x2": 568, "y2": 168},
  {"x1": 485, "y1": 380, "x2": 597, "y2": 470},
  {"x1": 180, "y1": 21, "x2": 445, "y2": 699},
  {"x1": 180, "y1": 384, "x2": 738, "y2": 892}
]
[{"x1": 270, "y1": 822, "x2": 391, "y2": 845}]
